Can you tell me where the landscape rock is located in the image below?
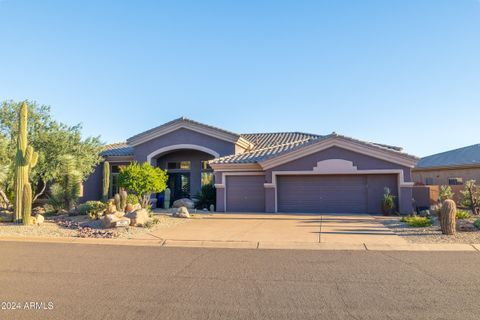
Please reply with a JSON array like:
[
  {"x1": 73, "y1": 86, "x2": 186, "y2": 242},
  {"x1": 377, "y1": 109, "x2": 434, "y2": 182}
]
[
  {"x1": 172, "y1": 198, "x2": 195, "y2": 209},
  {"x1": 106, "y1": 204, "x2": 117, "y2": 214},
  {"x1": 102, "y1": 214, "x2": 131, "y2": 228},
  {"x1": 174, "y1": 206, "x2": 190, "y2": 218},
  {"x1": 125, "y1": 204, "x2": 134, "y2": 213},
  {"x1": 35, "y1": 214, "x2": 44, "y2": 225},
  {"x1": 114, "y1": 211, "x2": 125, "y2": 218},
  {"x1": 126, "y1": 209, "x2": 150, "y2": 227}
]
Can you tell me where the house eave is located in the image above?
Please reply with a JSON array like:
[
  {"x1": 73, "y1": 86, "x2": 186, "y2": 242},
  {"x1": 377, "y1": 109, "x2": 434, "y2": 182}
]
[{"x1": 209, "y1": 162, "x2": 263, "y2": 172}]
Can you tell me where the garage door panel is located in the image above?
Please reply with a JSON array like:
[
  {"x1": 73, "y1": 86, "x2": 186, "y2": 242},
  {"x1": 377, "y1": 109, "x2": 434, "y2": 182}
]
[
  {"x1": 226, "y1": 176, "x2": 265, "y2": 212},
  {"x1": 277, "y1": 175, "x2": 368, "y2": 213}
]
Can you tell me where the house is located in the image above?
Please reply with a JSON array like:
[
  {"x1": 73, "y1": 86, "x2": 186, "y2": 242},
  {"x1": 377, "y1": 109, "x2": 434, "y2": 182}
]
[
  {"x1": 412, "y1": 144, "x2": 480, "y2": 186},
  {"x1": 83, "y1": 117, "x2": 418, "y2": 214}
]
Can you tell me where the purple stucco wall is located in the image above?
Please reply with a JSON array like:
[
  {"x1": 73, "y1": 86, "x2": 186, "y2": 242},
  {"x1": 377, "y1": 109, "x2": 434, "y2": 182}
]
[
  {"x1": 216, "y1": 146, "x2": 413, "y2": 214},
  {"x1": 265, "y1": 146, "x2": 412, "y2": 183},
  {"x1": 81, "y1": 163, "x2": 103, "y2": 202},
  {"x1": 133, "y1": 128, "x2": 236, "y2": 163}
]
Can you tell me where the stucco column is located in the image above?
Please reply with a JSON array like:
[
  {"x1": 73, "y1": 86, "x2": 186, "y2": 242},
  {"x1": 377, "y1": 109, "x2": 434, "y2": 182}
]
[
  {"x1": 265, "y1": 187, "x2": 276, "y2": 213},
  {"x1": 399, "y1": 186, "x2": 414, "y2": 215}
]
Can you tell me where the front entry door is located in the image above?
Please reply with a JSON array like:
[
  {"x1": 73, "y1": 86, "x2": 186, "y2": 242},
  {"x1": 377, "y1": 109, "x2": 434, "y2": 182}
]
[{"x1": 167, "y1": 172, "x2": 191, "y2": 202}]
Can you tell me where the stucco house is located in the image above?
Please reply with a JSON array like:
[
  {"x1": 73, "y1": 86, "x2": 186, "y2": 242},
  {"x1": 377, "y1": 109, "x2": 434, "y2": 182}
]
[
  {"x1": 83, "y1": 117, "x2": 418, "y2": 214},
  {"x1": 412, "y1": 144, "x2": 480, "y2": 186}
]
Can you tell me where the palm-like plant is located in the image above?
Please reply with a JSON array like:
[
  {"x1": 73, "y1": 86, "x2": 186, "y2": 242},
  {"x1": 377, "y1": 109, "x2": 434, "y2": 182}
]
[{"x1": 193, "y1": 184, "x2": 216, "y2": 210}]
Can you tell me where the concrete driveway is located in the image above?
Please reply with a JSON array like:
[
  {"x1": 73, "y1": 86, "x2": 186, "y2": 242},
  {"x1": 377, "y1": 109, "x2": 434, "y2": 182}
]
[{"x1": 137, "y1": 213, "x2": 407, "y2": 245}]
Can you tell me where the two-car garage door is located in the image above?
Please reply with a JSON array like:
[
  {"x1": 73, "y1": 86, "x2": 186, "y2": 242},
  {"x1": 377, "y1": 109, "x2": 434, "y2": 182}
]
[{"x1": 277, "y1": 174, "x2": 397, "y2": 214}]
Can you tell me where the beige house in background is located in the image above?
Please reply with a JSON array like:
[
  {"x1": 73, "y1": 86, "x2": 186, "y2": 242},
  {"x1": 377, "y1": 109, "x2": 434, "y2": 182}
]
[{"x1": 412, "y1": 144, "x2": 480, "y2": 186}]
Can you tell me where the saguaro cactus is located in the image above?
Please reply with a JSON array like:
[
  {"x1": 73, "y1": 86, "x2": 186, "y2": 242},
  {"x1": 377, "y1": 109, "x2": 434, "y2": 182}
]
[
  {"x1": 102, "y1": 161, "x2": 110, "y2": 202},
  {"x1": 440, "y1": 199, "x2": 456, "y2": 235},
  {"x1": 14, "y1": 102, "x2": 38, "y2": 224}
]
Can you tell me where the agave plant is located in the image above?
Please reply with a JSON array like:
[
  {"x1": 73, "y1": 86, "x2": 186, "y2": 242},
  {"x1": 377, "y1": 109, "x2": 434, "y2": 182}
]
[
  {"x1": 382, "y1": 187, "x2": 396, "y2": 215},
  {"x1": 193, "y1": 184, "x2": 216, "y2": 210}
]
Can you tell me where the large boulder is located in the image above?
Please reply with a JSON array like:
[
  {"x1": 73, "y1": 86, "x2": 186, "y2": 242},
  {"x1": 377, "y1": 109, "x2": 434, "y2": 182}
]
[
  {"x1": 35, "y1": 214, "x2": 45, "y2": 225},
  {"x1": 126, "y1": 209, "x2": 151, "y2": 227},
  {"x1": 172, "y1": 198, "x2": 195, "y2": 209},
  {"x1": 173, "y1": 206, "x2": 190, "y2": 218},
  {"x1": 102, "y1": 214, "x2": 131, "y2": 228}
]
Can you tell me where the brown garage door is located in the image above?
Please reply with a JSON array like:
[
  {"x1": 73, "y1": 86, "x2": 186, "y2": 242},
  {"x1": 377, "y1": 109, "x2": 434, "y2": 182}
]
[
  {"x1": 226, "y1": 175, "x2": 265, "y2": 212},
  {"x1": 277, "y1": 175, "x2": 368, "y2": 213}
]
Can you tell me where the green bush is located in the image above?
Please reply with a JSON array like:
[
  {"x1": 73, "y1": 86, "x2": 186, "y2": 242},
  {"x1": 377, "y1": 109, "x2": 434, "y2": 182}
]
[
  {"x1": 193, "y1": 184, "x2": 216, "y2": 210},
  {"x1": 456, "y1": 209, "x2": 471, "y2": 220},
  {"x1": 474, "y1": 219, "x2": 480, "y2": 230},
  {"x1": 400, "y1": 216, "x2": 433, "y2": 227},
  {"x1": 126, "y1": 194, "x2": 139, "y2": 205},
  {"x1": 78, "y1": 201, "x2": 106, "y2": 219}
]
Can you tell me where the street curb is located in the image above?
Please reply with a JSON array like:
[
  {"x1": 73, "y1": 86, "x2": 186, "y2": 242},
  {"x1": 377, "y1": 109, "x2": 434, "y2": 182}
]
[{"x1": 0, "y1": 237, "x2": 479, "y2": 252}]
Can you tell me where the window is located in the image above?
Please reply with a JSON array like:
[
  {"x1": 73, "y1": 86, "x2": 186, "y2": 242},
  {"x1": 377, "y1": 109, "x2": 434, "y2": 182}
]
[
  {"x1": 448, "y1": 178, "x2": 463, "y2": 186},
  {"x1": 201, "y1": 160, "x2": 214, "y2": 186},
  {"x1": 201, "y1": 161, "x2": 212, "y2": 170},
  {"x1": 201, "y1": 172, "x2": 214, "y2": 186},
  {"x1": 425, "y1": 178, "x2": 434, "y2": 185},
  {"x1": 167, "y1": 161, "x2": 191, "y2": 170}
]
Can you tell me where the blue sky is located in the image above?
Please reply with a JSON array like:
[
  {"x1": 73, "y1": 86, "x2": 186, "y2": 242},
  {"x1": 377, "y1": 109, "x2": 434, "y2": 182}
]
[{"x1": 0, "y1": 0, "x2": 479, "y2": 157}]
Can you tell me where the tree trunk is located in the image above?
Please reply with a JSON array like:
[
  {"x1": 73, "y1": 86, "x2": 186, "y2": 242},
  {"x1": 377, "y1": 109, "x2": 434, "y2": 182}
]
[
  {"x1": 33, "y1": 181, "x2": 47, "y2": 203},
  {"x1": 440, "y1": 199, "x2": 456, "y2": 235},
  {"x1": 0, "y1": 188, "x2": 10, "y2": 208}
]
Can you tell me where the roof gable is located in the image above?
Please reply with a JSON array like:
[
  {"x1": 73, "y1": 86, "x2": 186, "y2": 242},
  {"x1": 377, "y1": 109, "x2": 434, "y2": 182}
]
[
  {"x1": 211, "y1": 133, "x2": 418, "y2": 169},
  {"x1": 127, "y1": 117, "x2": 253, "y2": 149}
]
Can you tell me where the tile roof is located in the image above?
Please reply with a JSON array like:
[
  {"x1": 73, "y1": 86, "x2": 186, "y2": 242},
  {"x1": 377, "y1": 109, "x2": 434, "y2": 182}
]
[
  {"x1": 101, "y1": 142, "x2": 134, "y2": 157},
  {"x1": 211, "y1": 133, "x2": 416, "y2": 164},
  {"x1": 416, "y1": 144, "x2": 480, "y2": 169},
  {"x1": 102, "y1": 119, "x2": 412, "y2": 163}
]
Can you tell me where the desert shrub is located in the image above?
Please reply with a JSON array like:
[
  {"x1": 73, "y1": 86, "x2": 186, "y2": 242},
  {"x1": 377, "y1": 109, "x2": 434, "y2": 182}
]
[
  {"x1": 126, "y1": 194, "x2": 139, "y2": 205},
  {"x1": 193, "y1": 184, "x2": 216, "y2": 209},
  {"x1": 438, "y1": 185, "x2": 454, "y2": 202},
  {"x1": 474, "y1": 219, "x2": 480, "y2": 230},
  {"x1": 456, "y1": 209, "x2": 471, "y2": 220},
  {"x1": 460, "y1": 180, "x2": 480, "y2": 215},
  {"x1": 400, "y1": 216, "x2": 433, "y2": 227},
  {"x1": 382, "y1": 187, "x2": 396, "y2": 215},
  {"x1": 78, "y1": 201, "x2": 106, "y2": 219}
]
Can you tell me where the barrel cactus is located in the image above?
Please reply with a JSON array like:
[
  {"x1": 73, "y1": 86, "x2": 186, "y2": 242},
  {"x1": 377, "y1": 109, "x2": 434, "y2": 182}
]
[
  {"x1": 440, "y1": 199, "x2": 456, "y2": 235},
  {"x1": 102, "y1": 161, "x2": 110, "y2": 202},
  {"x1": 14, "y1": 103, "x2": 39, "y2": 224}
]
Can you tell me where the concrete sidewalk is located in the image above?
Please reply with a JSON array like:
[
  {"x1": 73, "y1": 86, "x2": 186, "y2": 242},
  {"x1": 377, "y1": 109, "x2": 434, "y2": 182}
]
[
  {"x1": 1, "y1": 212, "x2": 478, "y2": 252},
  {"x1": 0, "y1": 236, "x2": 479, "y2": 251}
]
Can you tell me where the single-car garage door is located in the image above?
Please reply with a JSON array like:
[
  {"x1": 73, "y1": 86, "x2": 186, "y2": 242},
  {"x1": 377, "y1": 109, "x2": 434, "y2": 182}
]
[
  {"x1": 226, "y1": 175, "x2": 265, "y2": 212},
  {"x1": 277, "y1": 175, "x2": 376, "y2": 213}
]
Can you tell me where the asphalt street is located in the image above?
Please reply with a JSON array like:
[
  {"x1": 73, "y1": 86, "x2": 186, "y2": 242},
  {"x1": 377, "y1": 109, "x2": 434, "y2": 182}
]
[{"x1": 0, "y1": 241, "x2": 479, "y2": 320}]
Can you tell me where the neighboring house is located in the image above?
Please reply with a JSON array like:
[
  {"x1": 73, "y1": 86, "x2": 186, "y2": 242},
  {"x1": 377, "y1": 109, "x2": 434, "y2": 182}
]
[
  {"x1": 83, "y1": 117, "x2": 418, "y2": 214},
  {"x1": 412, "y1": 144, "x2": 480, "y2": 186}
]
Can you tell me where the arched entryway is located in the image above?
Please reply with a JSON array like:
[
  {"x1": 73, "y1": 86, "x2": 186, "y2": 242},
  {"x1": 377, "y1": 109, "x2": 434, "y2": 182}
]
[{"x1": 147, "y1": 145, "x2": 218, "y2": 204}]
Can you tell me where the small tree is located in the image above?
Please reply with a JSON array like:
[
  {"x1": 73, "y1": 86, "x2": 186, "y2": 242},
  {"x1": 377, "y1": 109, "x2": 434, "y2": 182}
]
[
  {"x1": 460, "y1": 180, "x2": 480, "y2": 215},
  {"x1": 118, "y1": 162, "x2": 168, "y2": 208},
  {"x1": 438, "y1": 185, "x2": 454, "y2": 203},
  {"x1": 48, "y1": 155, "x2": 82, "y2": 211}
]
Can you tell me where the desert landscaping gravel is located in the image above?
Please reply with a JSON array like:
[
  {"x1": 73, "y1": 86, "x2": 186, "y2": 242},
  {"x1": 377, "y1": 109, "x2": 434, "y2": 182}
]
[
  {"x1": 0, "y1": 214, "x2": 190, "y2": 239},
  {"x1": 379, "y1": 217, "x2": 480, "y2": 244}
]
